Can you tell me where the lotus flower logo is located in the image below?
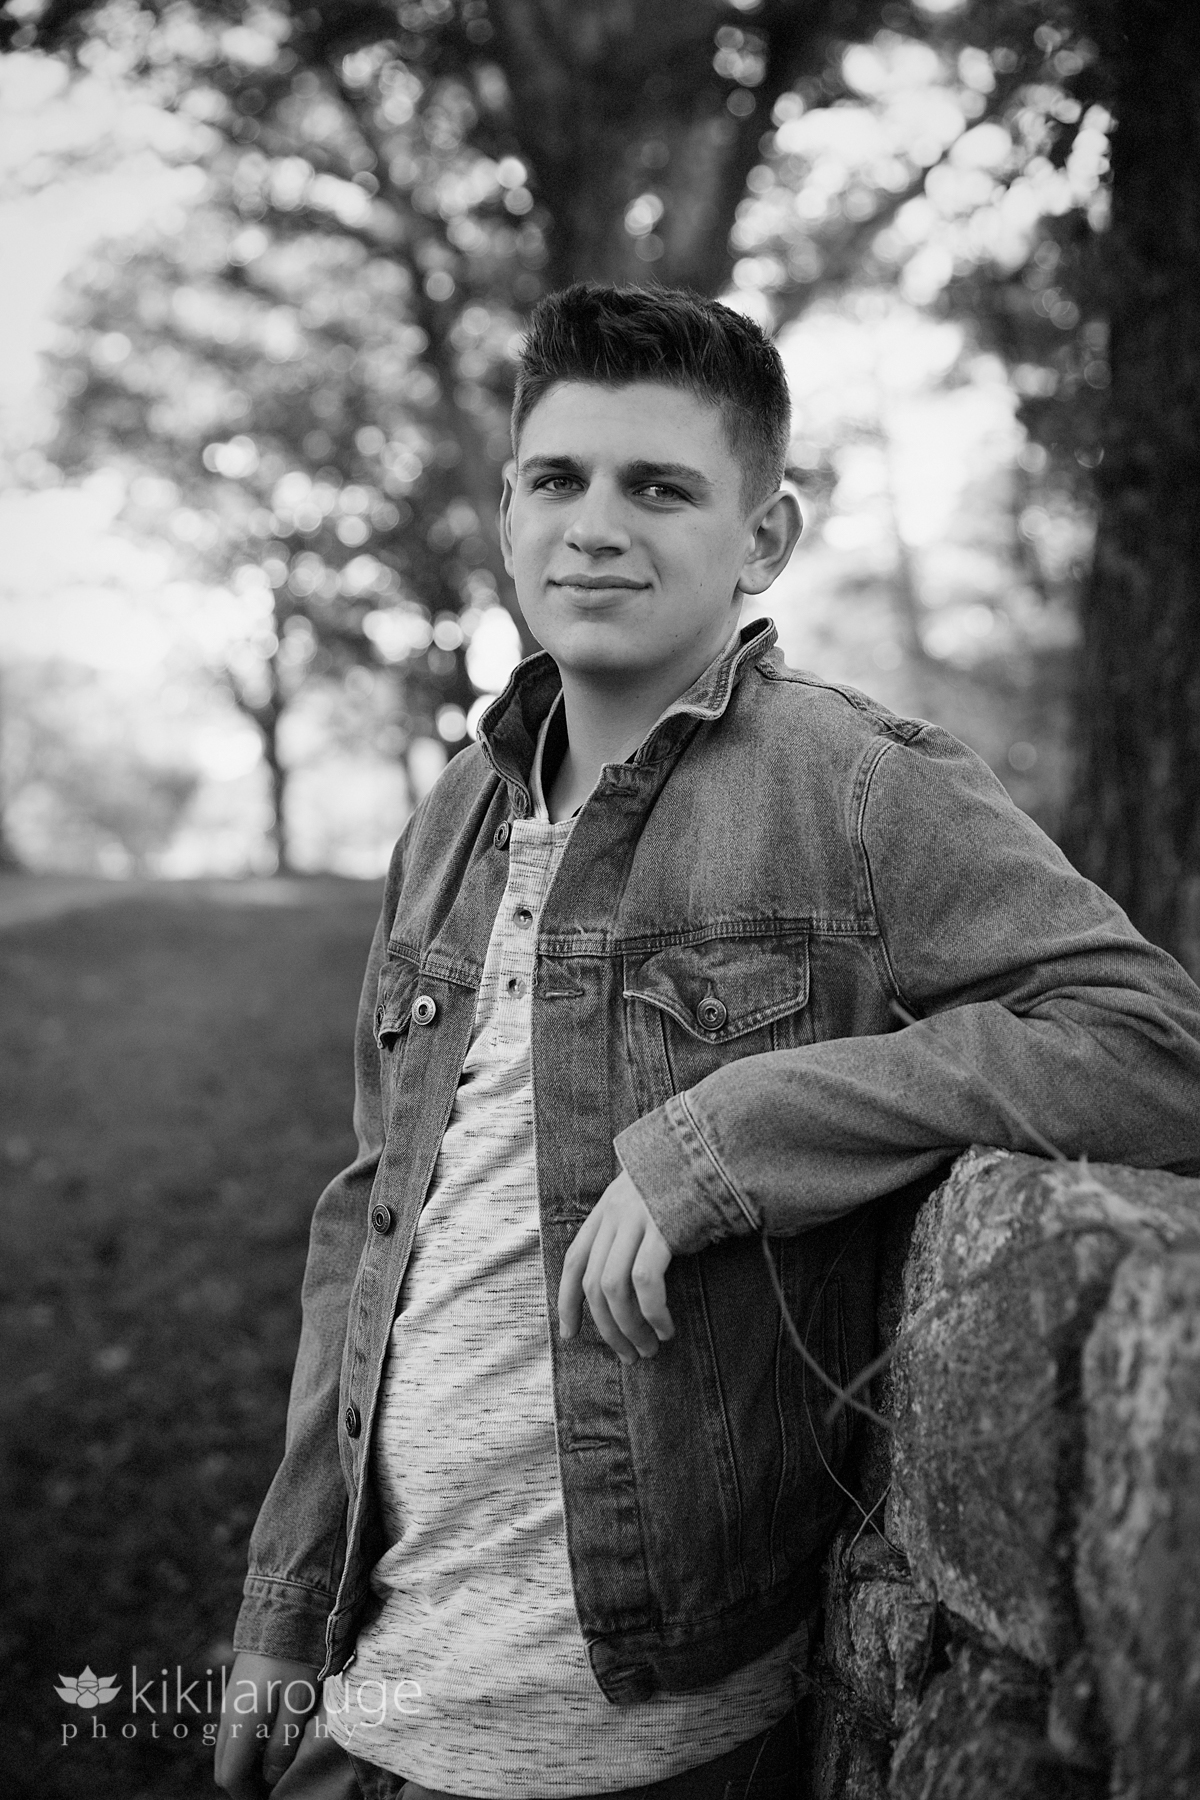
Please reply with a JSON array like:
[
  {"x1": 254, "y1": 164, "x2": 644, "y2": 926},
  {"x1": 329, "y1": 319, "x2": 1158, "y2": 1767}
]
[{"x1": 55, "y1": 1667, "x2": 121, "y2": 1708}]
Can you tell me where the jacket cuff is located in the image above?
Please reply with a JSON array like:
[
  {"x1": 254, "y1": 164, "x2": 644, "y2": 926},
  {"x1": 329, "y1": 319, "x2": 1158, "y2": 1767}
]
[
  {"x1": 614, "y1": 1092, "x2": 760, "y2": 1255},
  {"x1": 232, "y1": 1574, "x2": 333, "y2": 1668}
]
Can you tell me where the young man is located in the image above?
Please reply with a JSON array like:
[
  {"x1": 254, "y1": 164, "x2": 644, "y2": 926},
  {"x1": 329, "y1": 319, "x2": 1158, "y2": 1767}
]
[{"x1": 216, "y1": 285, "x2": 1200, "y2": 1800}]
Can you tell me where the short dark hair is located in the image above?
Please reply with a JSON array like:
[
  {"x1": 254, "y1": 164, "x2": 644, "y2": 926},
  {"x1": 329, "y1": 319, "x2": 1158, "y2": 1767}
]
[{"x1": 511, "y1": 284, "x2": 791, "y2": 510}]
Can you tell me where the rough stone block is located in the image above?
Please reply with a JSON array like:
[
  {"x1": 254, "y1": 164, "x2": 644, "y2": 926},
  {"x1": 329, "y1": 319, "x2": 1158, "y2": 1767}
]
[
  {"x1": 882, "y1": 1149, "x2": 1200, "y2": 1666},
  {"x1": 1076, "y1": 1247, "x2": 1200, "y2": 1799},
  {"x1": 822, "y1": 1531, "x2": 934, "y2": 1732},
  {"x1": 888, "y1": 1644, "x2": 1103, "y2": 1800},
  {"x1": 809, "y1": 1705, "x2": 889, "y2": 1800}
]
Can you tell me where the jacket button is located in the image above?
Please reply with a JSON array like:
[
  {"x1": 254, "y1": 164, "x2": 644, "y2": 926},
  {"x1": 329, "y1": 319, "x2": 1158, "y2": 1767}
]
[
  {"x1": 343, "y1": 1404, "x2": 361, "y2": 1439},
  {"x1": 412, "y1": 995, "x2": 437, "y2": 1025},
  {"x1": 493, "y1": 821, "x2": 511, "y2": 849},
  {"x1": 370, "y1": 1203, "x2": 393, "y2": 1235},
  {"x1": 696, "y1": 996, "x2": 727, "y2": 1032}
]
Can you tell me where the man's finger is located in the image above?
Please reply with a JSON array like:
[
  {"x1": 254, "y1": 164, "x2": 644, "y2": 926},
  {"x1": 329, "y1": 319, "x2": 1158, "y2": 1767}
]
[
  {"x1": 215, "y1": 1660, "x2": 318, "y2": 1799},
  {"x1": 558, "y1": 1207, "x2": 605, "y2": 1337},
  {"x1": 217, "y1": 1716, "x2": 271, "y2": 1800},
  {"x1": 600, "y1": 1220, "x2": 665, "y2": 1357},
  {"x1": 580, "y1": 1217, "x2": 642, "y2": 1363},
  {"x1": 582, "y1": 1274, "x2": 641, "y2": 1364},
  {"x1": 261, "y1": 1675, "x2": 319, "y2": 1785},
  {"x1": 217, "y1": 1697, "x2": 275, "y2": 1800},
  {"x1": 631, "y1": 1236, "x2": 675, "y2": 1342}
]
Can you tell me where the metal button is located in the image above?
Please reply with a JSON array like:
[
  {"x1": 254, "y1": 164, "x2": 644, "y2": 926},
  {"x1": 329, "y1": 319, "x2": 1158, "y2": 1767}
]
[
  {"x1": 343, "y1": 1404, "x2": 361, "y2": 1439},
  {"x1": 493, "y1": 821, "x2": 511, "y2": 849},
  {"x1": 370, "y1": 1203, "x2": 393, "y2": 1235},
  {"x1": 505, "y1": 976, "x2": 527, "y2": 998},
  {"x1": 412, "y1": 994, "x2": 437, "y2": 1025},
  {"x1": 696, "y1": 996, "x2": 727, "y2": 1032},
  {"x1": 514, "y1": 905, "x2": 533, "y2": 928}
]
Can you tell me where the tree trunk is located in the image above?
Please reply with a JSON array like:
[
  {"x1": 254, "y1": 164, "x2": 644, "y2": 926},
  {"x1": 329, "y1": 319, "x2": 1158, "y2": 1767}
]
[
  {"x1": 260, "y1": 715, "x2": 291, "y2": 877},
  {"x1": 494, "y1": 0, "x2": 840, "y2": 292},
  {"x1": 226, "y1": 663, "x2": 293, "y2": 876},
  {"x1": 0, "y1": 675, "x2": 23, "y2": 872},
  {"x1": 1064, "y1": 1, "x2": 1200, "y2": 974},
  {"x1": 0, "y1": 812, "x2": 21, "y2": 873}
]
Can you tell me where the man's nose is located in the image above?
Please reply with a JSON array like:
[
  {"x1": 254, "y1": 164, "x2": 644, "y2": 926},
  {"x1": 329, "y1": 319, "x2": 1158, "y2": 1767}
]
[{"x1": 563, "y1": 479, "x2": 631, "y2": 556}]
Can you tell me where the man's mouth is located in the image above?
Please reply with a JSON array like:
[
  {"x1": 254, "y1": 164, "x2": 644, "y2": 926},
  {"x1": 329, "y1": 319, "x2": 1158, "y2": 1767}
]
[{"x1": 549, "y1": 575, "x2": 648, "y2": 591}]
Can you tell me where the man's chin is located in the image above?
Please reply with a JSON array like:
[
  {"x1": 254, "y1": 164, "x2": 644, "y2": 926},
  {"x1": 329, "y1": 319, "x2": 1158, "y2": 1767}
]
[
  {"x1": 553, "y1": 650, "x2": 647, "y2": 685},
  {"x1": 534, "y1": 617, "x2": 652, "y2": 677}
]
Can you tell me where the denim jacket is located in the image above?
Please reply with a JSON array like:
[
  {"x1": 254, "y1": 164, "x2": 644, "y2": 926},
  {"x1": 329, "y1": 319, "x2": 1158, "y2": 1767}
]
[{"x1": 234, "y1": 619, "x2": 1200, "y2": 1702}]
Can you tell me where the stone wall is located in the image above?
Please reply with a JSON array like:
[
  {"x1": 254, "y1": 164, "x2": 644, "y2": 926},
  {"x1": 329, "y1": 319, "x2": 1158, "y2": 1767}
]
[{"x1": 804, "y1": 1147, "x2": 1200, "y2": 1800}]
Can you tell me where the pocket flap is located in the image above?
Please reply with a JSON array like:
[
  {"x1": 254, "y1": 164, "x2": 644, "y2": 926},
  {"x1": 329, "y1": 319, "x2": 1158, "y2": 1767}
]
[
  {"x1": 374, "y1": 957, "x2": 421, "y2": 1044},
  {"x1": 623, "y1": 935, "x2": 809, "y2": 1042}
]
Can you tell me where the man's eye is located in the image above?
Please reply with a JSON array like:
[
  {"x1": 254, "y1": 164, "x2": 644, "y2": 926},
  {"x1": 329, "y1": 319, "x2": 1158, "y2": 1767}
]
[
  {"x1": 638, "y1": 484, "x2": 685, "y2": 502},
  {"x1": 533, "y1": 475, "x2": 579, "y2": 493}
]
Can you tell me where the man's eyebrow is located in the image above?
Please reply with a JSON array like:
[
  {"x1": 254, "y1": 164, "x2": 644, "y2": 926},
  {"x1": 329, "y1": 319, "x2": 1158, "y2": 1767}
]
[
  {"x1": 624, "y1": 460, "x2": 712, "y2": 491},
  {"x1": 519, "y1": 454, "x2": 586, "y2": 477}
]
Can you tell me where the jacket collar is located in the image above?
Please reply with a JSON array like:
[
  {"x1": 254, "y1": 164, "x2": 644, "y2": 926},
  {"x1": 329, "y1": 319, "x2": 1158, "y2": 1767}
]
[{"x1": 477, "y1": 616, "x2": 778, "y2": 810}]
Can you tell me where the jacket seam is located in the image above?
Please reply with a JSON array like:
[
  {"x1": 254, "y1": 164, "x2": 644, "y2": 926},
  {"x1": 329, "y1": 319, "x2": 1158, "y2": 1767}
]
[
  {"x1": 539, "y1": 920, "x2": 877, "y2": 958},
  {"x1": 676, "y1": 1092, "x2": 762, "y2": 1234},
  {"x1": 767, "y1": 1250, "x2": 788, "y2": 1589},
  {"x1": 378, "y1": 811, "x2": 419, "y2": 944},
  {"x1": 854, "y1": 739, "x2": 908, "y2": 1009},
  {"x1": 244, "y1": 1571, "x2": 337, "y2": 1603},
  {"x1": 382, "y1": 950, "x2": 482, "y2": 990},
  {"x1": 755, "y1": 660, "x2": 927, "y2": 741},
  {"x1": 695, "y1": 1257, "x2": 746, "y2": 1587}
]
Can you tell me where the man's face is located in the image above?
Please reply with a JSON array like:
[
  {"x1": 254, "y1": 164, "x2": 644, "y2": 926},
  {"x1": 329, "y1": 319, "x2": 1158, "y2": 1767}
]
[{"x1": 500, "y1": 381, "x2": 763, "y2": 683}]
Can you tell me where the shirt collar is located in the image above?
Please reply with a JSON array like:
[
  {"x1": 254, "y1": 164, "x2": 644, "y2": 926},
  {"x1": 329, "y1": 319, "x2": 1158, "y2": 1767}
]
[
  {"x1": 529, "y1": 625, "x2": 745, "y2": 822},
  {"x1": 479, "y1": 615, "x2": 778, "y2": 812}
]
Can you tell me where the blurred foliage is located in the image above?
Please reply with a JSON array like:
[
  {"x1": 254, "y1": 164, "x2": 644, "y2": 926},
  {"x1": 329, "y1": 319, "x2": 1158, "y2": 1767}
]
[
  {"x1": 14, "y1": 0, "x2": 882, "y2": 866},
  {"x1": 2, "y1": 661, "x2": 197, "y2": 874},
  {"x1": 5, "y1": 0, "x2": 1187, "y2": 918},
  {"x1": 724, "y1": 12, "x2": 1112, "y2": 845}
]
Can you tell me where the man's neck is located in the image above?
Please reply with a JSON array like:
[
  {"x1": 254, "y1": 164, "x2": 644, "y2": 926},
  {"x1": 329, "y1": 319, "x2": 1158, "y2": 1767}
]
[{"x1": 545, "y1": 626, "x2": 739, "y2": 823}]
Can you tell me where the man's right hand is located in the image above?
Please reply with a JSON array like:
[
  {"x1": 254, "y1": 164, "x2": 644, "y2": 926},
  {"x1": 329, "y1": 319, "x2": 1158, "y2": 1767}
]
[{"x1": 214, "y1": 1651, "x2": 321, "y2": 1798}]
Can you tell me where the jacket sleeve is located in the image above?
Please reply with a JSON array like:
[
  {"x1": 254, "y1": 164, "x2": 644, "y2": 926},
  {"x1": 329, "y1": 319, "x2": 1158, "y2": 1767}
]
[
  {"x1": 232, "y1": 824, "x2": 411, "y2": 1665},
  {"x1": 615, "y1": 724, "x2": 1200, "y2": 1256}
]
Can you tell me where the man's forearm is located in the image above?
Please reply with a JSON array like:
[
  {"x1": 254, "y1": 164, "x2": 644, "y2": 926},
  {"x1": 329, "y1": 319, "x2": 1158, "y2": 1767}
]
[
  {"x1": 615, "y1": 722, "x2": 1194, "y2": 1257},
  {"x1": 617, "y1": 990, "x2": 1200, "y2": 1256}
]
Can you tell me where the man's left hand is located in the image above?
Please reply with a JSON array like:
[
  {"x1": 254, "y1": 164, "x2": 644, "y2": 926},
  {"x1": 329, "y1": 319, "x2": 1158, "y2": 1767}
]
[{"x1": 558, "y1": 1168, "x2": 674, "y2": 1364}]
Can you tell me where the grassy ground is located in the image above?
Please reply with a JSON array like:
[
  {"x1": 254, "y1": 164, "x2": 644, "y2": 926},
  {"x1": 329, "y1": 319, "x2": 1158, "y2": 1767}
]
[{"x1": 0, "y1": 880, "x2": 382, "y2": 1800}]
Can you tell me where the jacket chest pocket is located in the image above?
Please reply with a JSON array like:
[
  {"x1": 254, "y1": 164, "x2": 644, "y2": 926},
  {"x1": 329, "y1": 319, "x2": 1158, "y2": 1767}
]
[
  {"x1": 374, "y1": 955, "x2": 422, "y2": 1104},
  {"x1": 623, "y1": 934, "x2": 811, "y2": 1110}
]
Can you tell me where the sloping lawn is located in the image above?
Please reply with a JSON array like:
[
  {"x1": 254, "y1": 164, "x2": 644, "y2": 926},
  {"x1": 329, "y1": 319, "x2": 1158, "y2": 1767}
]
[{"x1": 0, "y1": 881, "x2": 382, "y2": 1800}]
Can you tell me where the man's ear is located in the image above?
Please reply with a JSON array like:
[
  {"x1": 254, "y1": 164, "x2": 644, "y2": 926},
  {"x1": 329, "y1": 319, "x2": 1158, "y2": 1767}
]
[
  {"x1": 736, "y1": 488, "x2": 804, "y2": 596},
  {"x1": 498, "y1": 460, "x2": 518, "y2": 576}
]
